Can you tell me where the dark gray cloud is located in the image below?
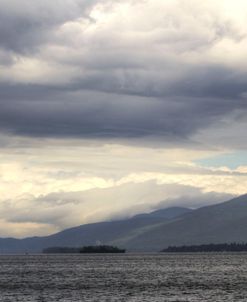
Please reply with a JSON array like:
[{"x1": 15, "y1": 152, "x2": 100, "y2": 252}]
[
  {"x1": 0, "y1": 0, "x2": 96, "y2": 54},
  {"x1": 0, "y1": 0, "x2": 247, "y2": 147},
  {"x1": 0, "y1": 80, "x2": 245, "y2": 145}
]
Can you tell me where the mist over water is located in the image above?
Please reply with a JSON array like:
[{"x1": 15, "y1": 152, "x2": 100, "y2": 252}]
[{"x1": 0, "y1": 254, "x2": 247, "y2": 301}]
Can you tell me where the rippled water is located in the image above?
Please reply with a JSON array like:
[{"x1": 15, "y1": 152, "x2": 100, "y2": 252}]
[{"x1": 0, "y1": 253, "x2": 247, "y2": 301}]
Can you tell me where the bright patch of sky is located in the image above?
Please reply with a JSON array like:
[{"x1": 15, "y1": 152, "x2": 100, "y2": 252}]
[{"x1": 196, "y1": 151, "x2": 247, "y2": 169}]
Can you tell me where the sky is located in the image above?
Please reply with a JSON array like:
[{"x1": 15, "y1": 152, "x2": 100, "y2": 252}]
[{"x1": 0, "y1": 0, "x2": 247, "y2": 238}]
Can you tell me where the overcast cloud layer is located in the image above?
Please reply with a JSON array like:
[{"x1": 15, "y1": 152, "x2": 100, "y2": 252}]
[
  {"x1": 0, "y1": 0, "x2": 247, "y2": 237},
  {"x1": 1, "y1": 0, "x2": 247, "y2": 143}
]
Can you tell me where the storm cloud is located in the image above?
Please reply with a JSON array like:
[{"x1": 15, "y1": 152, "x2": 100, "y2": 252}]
[
  {"x1": 0, "y1": 0, "x2": 247, "y2": 145},
  {"x1": 0, "y1": 0, "x2": 97, "y2": 53}
]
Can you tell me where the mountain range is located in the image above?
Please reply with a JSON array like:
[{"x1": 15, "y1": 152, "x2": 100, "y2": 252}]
[{"x1": 0, "y1": 194, "x2": 247, "y2": 253}]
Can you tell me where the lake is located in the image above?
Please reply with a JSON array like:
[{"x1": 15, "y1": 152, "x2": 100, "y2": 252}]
[{"x1": 0, "y1": 253, "x2": 246, "y2": 301}]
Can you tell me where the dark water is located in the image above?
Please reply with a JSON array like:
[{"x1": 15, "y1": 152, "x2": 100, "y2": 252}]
[{"x1": 0, "y1": 253, "x2": 247, "y2": 301}]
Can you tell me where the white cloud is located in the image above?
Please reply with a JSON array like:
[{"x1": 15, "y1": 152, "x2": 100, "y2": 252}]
[
  {"x1": 0, "y1": 181, "x2": 233, "y2": 237},
  {"x1": 0, "y1": 135, "x2": 245, "y2": 236}
]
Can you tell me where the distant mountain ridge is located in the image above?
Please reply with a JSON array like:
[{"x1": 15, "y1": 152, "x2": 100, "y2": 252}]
[
  {"x1": 1, "y1": 194, "x2": 247, "y2": 253},
  {"x1": 117, "y1": 194, "x2": 247, "y2": 251},
  {"x1": 0, "y1": 206, "x2": 191, "y2": 253}
]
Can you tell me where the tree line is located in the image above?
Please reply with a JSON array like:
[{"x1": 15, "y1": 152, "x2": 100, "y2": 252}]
[{"x1": 162, "y1": 243, "x2": 247, "y2": 252}]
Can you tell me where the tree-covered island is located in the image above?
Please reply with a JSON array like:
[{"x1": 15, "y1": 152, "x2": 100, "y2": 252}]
[
  {"x1": 43, "y1": 245, "x2": 125, "y2": 254},
  {"x1": 80, "y1": 245, "x2": 125, "y2": 253}
]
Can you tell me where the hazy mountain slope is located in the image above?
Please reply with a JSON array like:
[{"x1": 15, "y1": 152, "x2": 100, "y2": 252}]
[
  {"x1": 0, "y1": 207, "x2": 191, "y2": 253},
  {"x1": 120, "y1": 194, "x2": 247, "y2": 251},
  {"x1": 2, "y1": 194, "x2": 247, "y2": 254},
  {"x1": 132, "y1": 207, "x2": 192, "y2": 220}
]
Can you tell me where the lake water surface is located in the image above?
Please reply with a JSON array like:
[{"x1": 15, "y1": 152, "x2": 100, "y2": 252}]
[{"x1": 0, "y1": 253, "x2": 247, "y2": 301}]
